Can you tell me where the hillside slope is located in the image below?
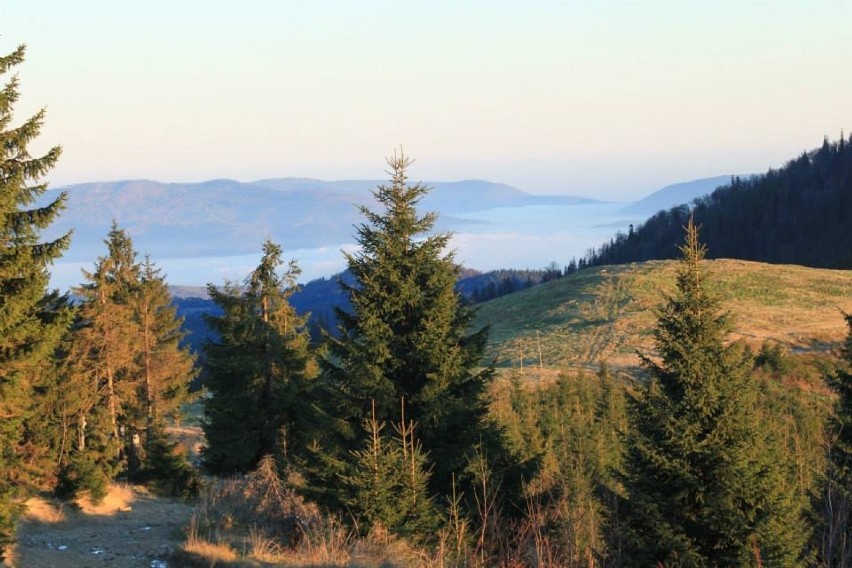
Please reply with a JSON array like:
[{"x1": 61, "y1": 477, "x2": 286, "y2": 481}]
[
  {"x1": 474, "y1": 259, "x2": 852, "y2": 370},
  {"x1": 585, "y1": 137, "x2": 852, "y2": 269},
  {"x1": 622, "y1": 175, "x2": 742, "y2": 216}
]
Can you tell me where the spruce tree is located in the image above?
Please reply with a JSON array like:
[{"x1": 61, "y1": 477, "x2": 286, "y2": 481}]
[
  {"x1": 17, "y1": 292, "x2": 76, "y2": 489},
  {"x1": 825, "y1": 313, "x2": 852, "y2": 566},
  {"x1": 132, "y1": 256, "x2": 197, "y2": 480},
  {"x1": 341, "y1": 404, "x2": 439, "y2": 538},
  {"x1": 203, "y1": 239, "x2": 312, "y2": 473},
  {"x1": 831, "y1": 313, "x2": 852, "y2": 490},
  {"x1": 68, "y1": 223, "x2": 141, "y2": 479},
  {"x1": 0, "y1": 44, "x2": 70, "y2": 557},
  {"x1": 312, "y1": 152, "x2": 495, "y2": 510},
  {"x1": 620, "y1": 218, "x2": 807, "y2": 566},
  {"x1": 64, "y1": 225, "x2": 196, "y2": 485}
]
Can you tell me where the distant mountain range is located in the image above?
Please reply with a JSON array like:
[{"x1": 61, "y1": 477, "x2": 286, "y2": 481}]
[
  {"x1": 40, "y1": 171, "x2": 760, "y2": 293},
  {"x1": 40, "y1": 178, "x2": 598, "y2": 262},
  {"x1": 621, "y1": 175, "x2": 749, "y2": 216}
]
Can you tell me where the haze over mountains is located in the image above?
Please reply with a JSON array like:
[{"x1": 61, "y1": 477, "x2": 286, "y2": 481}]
[
  {"x1": 43, "y1": 178, "x2": 596, "y2": 257},
  {"x1": 42, "y1": 174, "x2": 735, "y2": 290},
  {"x1": 585, "y1": 138, "x2": 852, "y2": 271},
  {"x1": 620, "y1": 175, "x2": 748, "y2": 216}
]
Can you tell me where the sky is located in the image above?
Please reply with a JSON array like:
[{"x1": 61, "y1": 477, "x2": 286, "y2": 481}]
[{"x1": 4, "y1": 1, "x2": 851, "y2": 201}]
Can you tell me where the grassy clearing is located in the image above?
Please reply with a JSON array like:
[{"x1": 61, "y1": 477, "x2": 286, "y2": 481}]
[{"x1": 475, "y1": 259, "x2": 852, "y2": 371}]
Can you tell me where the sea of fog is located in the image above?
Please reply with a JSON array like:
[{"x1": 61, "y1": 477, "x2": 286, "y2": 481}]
[{"x1": 49, "y1": 201, "x2": 638, "y2": 292}]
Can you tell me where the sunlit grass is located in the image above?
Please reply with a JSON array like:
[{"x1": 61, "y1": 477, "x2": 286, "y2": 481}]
[
  {"x1": 476, "y1": 259, "x2": 852, "y2": 371},
  {"x1": 22, "y1": 497, "x2": 66, "y2": 524}
]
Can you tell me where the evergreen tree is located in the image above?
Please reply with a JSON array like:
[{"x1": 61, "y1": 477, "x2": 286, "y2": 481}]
[
  {"x1": 311, "y1": 152, "x2": 496, "y2": 510},
  {"x1": 134, "y1": 256, "x2": 196, "y2": 478},
  {"x1": 17, "y1": 292, "x2": 77, "y2": 491},
  {"x1": 67, "y1": 223, "x2": 141, "y2": 480},
  {"x1": 63, "y1": 225, "x2": 196, "y2": 486},
  {"x1": 831, "y1": 313, "x2": 852, "y2": 491},
  {"x1": 0, "y1": 44, "x2": 70, "y2": 557},
  {"x1": 824, "y1": 313, "x2": 852, "y2": 567},
  {"x1": 203, "y1": 239, "x2": 312, "y2": 473},
  {"x1": 621, "y1": 218, "x2": 807, "y2": 567},
  {"x1": 341, "y1": 403, "x2": 439, "y2": 538}
]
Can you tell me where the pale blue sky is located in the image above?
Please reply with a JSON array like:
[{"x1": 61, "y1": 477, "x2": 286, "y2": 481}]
[{"x1": 4, "y1": 1, "x2": 850, "y2": 199}]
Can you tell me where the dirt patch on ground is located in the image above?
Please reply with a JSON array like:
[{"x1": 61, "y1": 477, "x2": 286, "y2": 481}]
[{"x1": 11, "y1": 484, "x2": 193, "y2": 568}]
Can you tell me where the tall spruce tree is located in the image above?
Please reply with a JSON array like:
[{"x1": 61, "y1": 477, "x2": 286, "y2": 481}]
[
  {"x1": 203, "y1": 239, "x2": 312, "y2": 473},
  {"x1": 311, "y1": 152, "x2": 495, "y2": 509},
  {"x1": 69, "y1": 224, "x2": 141, "y2": 475},
  {"x1": 0, "y1": 44, "x2": 71, "y2": 557},
  {"x1": 620, "y1": 218, "x2": 807, "y2": 566},
  {"x1": 63, "y1": 225, "x2": 196, "y2": 485},
  {"x1": 133, "y1": 256, "x2": 196, "y2": 479}
]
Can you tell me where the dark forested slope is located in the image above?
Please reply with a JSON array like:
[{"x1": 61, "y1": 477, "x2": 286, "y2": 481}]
[
  {"x1": 584, "y1": 136, "x2": 852, "y2": 269},
  {"x1": 171, "y1": 265, "x2": 566, "y2": 353}
]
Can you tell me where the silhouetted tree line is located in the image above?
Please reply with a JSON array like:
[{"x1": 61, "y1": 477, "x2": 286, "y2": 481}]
[
  {"x1": 457, "y1": 265, "x2": 565, "y2": 304},
  {"x1": 584, "y1": 135, "x2": 852, "y2": 269}
]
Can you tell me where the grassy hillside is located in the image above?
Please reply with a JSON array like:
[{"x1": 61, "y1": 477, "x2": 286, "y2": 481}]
[{"x1": 475, "y1": 259, "x2": 852, "y2": 371}]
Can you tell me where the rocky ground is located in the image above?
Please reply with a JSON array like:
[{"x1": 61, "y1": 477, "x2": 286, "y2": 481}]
[{"x1": 11, "y1": 484, "x2": 193, "y2": 568}]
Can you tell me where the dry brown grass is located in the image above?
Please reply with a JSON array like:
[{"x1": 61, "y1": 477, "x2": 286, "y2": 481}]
[
  {"x1": 182, "y1": 456, "x2": 358, "y2": 566},
  {"x1": 75, "y1": 483, "x2": 135, "y2": 515},
  {"x1": 246, "y1": 526, "x2": 286, "y2": 563},
  {"x1": 21, "y1": 497, "x2": 66, "y2": 525},
  {"x1": 14, "y1": 483, "x2": 193, "y2": 568},
  {"x1": 184, "y1": 516, "x2": 239, "y2": 563},
  {"x1": 179, "y1": 456, "x2": 452, "y2": 567}
]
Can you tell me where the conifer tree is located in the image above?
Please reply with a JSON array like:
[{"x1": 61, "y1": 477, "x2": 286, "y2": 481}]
[
  {"x1": 68, "y1": 224, "x2": 140, "y2": 476},
  {"x1": 621, "y1": 218, "x2": 807, "y2": 566},
  {"x1": 63, "y1": 225, "x2": 196, "y2": 484},
  {"x1": 203, "y1": 239, "x2": 312, "y2": 473},
  {"x1": 824, "y1": 313, "x2": 852, "y2": 566},
  {"x1": 312, "y1": 152, "x2": 495, "y2": 508},
  {"x1": 133, "y1": 256, "x2": 196, "y2": 479},
  {"x1": 0, "y1": 44, "x2": 71, "y2": 557},
  {"x1": 17, "y1": 292, "x2": 77, "y2": 489},
  {"x1": 341, "y1": 403, "x2": 439, "y2": 538}
]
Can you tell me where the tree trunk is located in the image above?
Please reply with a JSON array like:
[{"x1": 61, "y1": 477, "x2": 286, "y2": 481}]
[{"x1": 143, "y1": 303, "x2": 154, "y2": 439}]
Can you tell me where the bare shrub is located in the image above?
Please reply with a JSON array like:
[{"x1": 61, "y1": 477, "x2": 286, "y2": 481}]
[
  {"x1": 186, "y1": 455, "x2": 355, "y2": 565},
  {"x1": 183, "y1": 514, "x2": 238, "y2": 562}
]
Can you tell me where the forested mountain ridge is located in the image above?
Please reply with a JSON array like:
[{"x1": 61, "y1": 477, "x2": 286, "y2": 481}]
[
  {"x1": 475, "y1": 258, "x2": 852, "y2": 370},
  {"x1": 171, "y1": 265, "x2": 567, "y2": 351},
  {"x1": 585, "y1": 136, "x2": 852, "y2": 269}
]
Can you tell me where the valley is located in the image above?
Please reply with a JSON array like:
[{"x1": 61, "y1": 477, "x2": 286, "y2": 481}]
[
  {"x1": 41, "y1": 176, "x2": 731, "y2": 291},
  {"x1": 4, "y1": 7, "x2": 851, "y2": 565}
]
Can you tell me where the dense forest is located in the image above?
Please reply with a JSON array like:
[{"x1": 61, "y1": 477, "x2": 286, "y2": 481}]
[
  {"x1": 583, "y1": 136, "x2": 852, "y2": 269},
  {"x1": 3, "y1": 43, "x2": 852, "y2": 567},
  {"x1": 174, "y1": 265, "x2": 566, "y2": 351}
]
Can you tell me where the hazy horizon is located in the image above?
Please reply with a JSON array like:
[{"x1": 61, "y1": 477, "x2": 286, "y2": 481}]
[{"x1": 5, "y1": 1, "x2": 850, "y2": 201}]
